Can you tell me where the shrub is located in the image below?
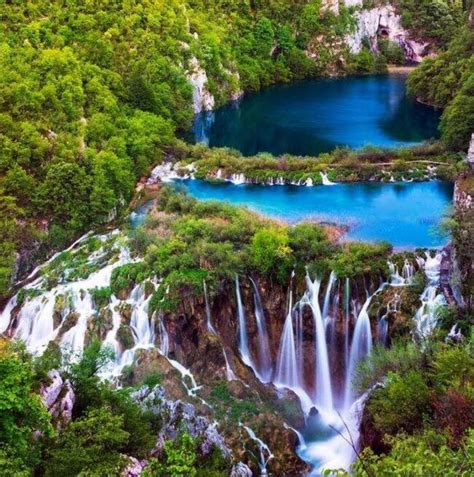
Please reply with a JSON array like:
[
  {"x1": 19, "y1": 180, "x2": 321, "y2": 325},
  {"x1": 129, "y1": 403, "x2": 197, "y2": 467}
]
[{"x1": 368, "y1": 370, "x2": 430, "y2": 436}]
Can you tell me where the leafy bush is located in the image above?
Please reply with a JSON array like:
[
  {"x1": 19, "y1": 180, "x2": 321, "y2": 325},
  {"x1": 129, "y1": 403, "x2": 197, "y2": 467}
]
[
  {"x1": 368, "y1": 370, "x2": 430, "y2": 436},
  {"x1": 351, "y1": 429, "x2": 474, "y2": 476},
  {"x1": 45, "y1": 407, "x2": 129, "y2": 477},
  {"x1": 0, "y1": 341, "x2": 53, "y2": 472}
]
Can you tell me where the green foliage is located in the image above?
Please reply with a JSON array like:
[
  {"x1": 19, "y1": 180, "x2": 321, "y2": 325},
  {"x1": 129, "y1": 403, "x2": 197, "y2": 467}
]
[
  {"x1": 354, "y1": 342, "x2": 423, "y2": 392},
  {"x1": 407, "y1": 24, "x2": 474, "y2": 150},
  {"x1": 351, "y1": 428, "x2": 474, "y2": 476},
  {"x1": 110, "y1": 263, "x2": 148, "y2": 298},
  {"x1": 248, "y1": 227, "x2": 293, "y2": 282},
  {"x1": 90, "y1": 286, "x2": 112, "y2": 309},
  {"x1": 430, "y1": 344, "x2": 474, "y2": 395},
  {"x1": 440, "y1": 72, "x2": 474, "y2": 151},
  {"x1": 378, "y1": 39, "x2": 405, "y2": 65},
  {"x1": 0, "y1": 341, "x2": 53, "y2": 473},
  {"x1": 143, "y1": 432, "x2": 198, "y2": 477},
  {"x1": 397, "y1": 0, "x2": 463, "y2": 44},
  {"x1": 330, "y1": 242, "x2": 391, "y2": 278},
  {"x1": 368, "y1": 370, "x2": 430, "y2": 436},
  {"x1": 142, "y1": 432, "x2": 228, "y2": 477},
  {"x1": 45, "y1": 407, "x2": 129, "y2": 477}
]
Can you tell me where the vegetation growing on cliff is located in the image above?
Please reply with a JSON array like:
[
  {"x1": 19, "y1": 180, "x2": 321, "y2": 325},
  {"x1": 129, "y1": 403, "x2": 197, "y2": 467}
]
[
  {"x1": 344, "y1": 336, "x2": 474, "y2": 476},
  {"x1": 0, "y1": 339, "x2": 230, "y2": 476},
  {"x1": 407, "y1": 23, "x2": 474, "y2": 150}
]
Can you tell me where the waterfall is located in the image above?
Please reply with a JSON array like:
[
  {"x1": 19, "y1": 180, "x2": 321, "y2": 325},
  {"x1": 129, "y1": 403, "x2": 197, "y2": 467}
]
[
  {"x1": 241, "y1": 425, "x2": 274, "y2": 474},
  {"x1": 158, "y1": 313, "x2": 169, "y2": 356},
  {"x1": 343, "y1": 278, "x2": 351, "y2": 376},
  {"x1": 274, "y1": 288, "x2": 299, "y2": 389},
  {"x1": 402, "y1": 259, "x2": 414, "y2": 283},
  {"x1": 322, "y1": 271, "x2": 337, "y2": 325},
  {"x1": 305, "y1": 273, "x2": 333, "y2": 412},
  {"x1": 235, "y1": 275, "x2": 257, "y2": 371},
  {"x1": 320, "y1": 172, "x2": 335, "y2": 186},
  {"x1": 0, "y1": 294, "x2": 17, "y2": 333},
  {"x1": 343, "y1": 287, "x2": 380, "y2": 410},
  {"x1": 249, "y1": 277, "x2": 272, "y2": 383},
  {"x1": 414, "y1": 252, "x2": 445, "y2": 339},
  {"x1": 377, "y1": 315, "x2": 388, "y2": 346},
  {"x1": 222, "y1": 346, "x2": 238, "y2": 381},
  {"x1": 203, "y1": 281, "x2": 217, "y2": 334},
  {"x1": 388, "y1": 260, "x2": 404, "y2": 286}
]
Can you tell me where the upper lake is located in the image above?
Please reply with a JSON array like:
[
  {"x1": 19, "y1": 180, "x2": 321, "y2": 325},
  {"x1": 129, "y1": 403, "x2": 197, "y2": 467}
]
[{"x1": 192, "y1": 75, "x2": 440, "y2": 156}]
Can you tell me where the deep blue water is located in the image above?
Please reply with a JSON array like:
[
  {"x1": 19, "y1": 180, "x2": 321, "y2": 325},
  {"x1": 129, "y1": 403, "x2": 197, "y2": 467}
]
[
  {"x1": 179, "y1": 180, "x2": 453, "y2": 248},
  {"x1": 192, "y1": 75, "x2": 440, "y2": 156}
]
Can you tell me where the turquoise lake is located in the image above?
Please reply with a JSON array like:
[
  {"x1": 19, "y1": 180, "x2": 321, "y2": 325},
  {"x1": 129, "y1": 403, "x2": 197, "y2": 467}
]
[
  {"x1": 177, "y1": 180, "x2": 453, "y2": 248},
  {"x1": 192, "y1": 75, "x2": 440, "y2": 156}
]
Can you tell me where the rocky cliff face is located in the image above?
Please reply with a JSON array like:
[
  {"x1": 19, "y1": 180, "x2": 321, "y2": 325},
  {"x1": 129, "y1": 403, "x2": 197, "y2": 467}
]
[
  {"x1": 346, "y1": 4, "x2": 430, "y2": 63},
  {"x1": 187, "y1": 56, "x2": 215, "y2": 114}
]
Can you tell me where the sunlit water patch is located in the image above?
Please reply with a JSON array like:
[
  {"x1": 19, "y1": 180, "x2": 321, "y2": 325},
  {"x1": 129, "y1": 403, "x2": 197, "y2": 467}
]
[{"x1": 178, "y1": 179, "x2": 452, "y2": 248}]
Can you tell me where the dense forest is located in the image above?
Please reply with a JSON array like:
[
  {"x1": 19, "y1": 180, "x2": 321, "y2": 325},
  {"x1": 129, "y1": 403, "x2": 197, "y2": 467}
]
[
  {"x1": 0, "y1": 1, "x2": 473, "y2": 476},
  {"x1": 0, "y1": 0, "x2": 471, "y2": 299}
]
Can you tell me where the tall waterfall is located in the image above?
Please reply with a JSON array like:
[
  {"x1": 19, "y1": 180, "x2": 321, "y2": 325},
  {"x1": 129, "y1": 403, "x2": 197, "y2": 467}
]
[
  {"x1": 343, "y1": 278, "x2": 351, "y2": 373},
  {"x1": 235, "y1": 275, "x2": 259, "y2": 376},
  {"x1": 203, "y1": 281, "x2": 217, "y2": 334},
  {"x1": 343, "y1": 288, "x2": 380, "y2": 410},
  {"x1": 322, "y1": 271, "x2": 337, "y2": 325},
  {"x1": 274, "y1": 288, "x2": 299, "y2": 389},
  {"x1": 414, "y1": 252, "x2": 445, "y2": 338},
  {"x1": 249, "y1": 277, "x2": 273, "y2": 383},
  {"x1": 305, "y1": 273, "x2": 333, "y2": 412}
]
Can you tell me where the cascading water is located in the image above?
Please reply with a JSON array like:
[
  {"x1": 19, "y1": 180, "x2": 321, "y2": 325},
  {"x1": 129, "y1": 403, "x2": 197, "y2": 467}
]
[
  {"x1": 249, "y1": 277, "x2": 272, "y2": 383},
  {"x1": 343, "y1": 290, "x2": 377, "y2": 410},
  {"x1": 305, "y1": 273, "x2": 333, "y2": 412},
  {"x1": 343, "y1": 278, "x2": 351, "y2": 374},
  {"x1": 322, "y1": 271, "x2": 337, "y2": 327},
  {"x1": 320, "y1": 172, "x2": 335, "y2": 186},
  {"x1": 1, "y1": 233, "x2": 132, "y2": 356},
  {"x1": 274, "y1": 288, "x2": 299, "y2": 389},
  {"x1": 203, "y1": 281, "x2": 217, "y2": 334},
  {"x1": 235, "y1": 275, "x2": 258, "y2": 374},
  {"x1": 414, "y1": 252, "x2": 445, "y2": 339},
  {"x1": 241, "y1": 425, "x2": 274, "y2": 474}
]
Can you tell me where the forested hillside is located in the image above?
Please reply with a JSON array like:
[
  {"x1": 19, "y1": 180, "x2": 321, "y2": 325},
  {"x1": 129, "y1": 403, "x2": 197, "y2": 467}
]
[
  {"x1": 0, "y1": 0, "x2": 361, "y2": 298},
  {"x1": 0, "y1": 0, "x2": 471, "y2": 298}
]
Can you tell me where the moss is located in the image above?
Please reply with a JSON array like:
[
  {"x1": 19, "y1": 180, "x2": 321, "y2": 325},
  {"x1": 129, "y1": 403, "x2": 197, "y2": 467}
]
[
  {"x1": 117, "y1": 324, "x2": 135, "y2": 351},
  {"x1": 16, "y1": 288, "x2": 42, "y2": 306}
]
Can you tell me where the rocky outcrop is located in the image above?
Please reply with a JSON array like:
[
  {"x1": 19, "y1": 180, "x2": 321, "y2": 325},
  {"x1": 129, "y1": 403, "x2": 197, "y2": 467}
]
[
  {"x1": 467, "y1": 133, "x2": 474, "y2": 171},
  {"x1": 346, "y1": 5, "x2": 430, "y2": 63},
  {"x1": 132, "y1": 385, "x2": 231, "y2": 459},
  {"x1": 187, "y1": 57, "x2": 215, "y2": 114},
  {"x1": 40, "y1": 369, "x2": 75, "y2": 427}
]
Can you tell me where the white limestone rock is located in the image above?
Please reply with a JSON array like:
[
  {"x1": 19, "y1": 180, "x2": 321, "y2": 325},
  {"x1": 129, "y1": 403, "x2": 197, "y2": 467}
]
[
  {"x1": 187, "y1": 57, "x2": 215, "y2": 114},
  {"x1": 345, "y1": 5, "x2": 429, "y2": 63}
]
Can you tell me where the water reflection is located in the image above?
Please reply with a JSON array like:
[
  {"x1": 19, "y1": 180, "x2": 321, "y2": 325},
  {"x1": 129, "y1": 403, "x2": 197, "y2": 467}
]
[{"x1": 191, "y1": 76, "x2": 440, "y2": 156}]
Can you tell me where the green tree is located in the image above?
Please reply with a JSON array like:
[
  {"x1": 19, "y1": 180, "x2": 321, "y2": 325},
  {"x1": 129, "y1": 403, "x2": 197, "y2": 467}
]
[
  {"x1": 0, "y1": 341, "x2": 53, "y2": 473},
  {"x1": 368, "y1": 370, "x2": 430, "y2": 436},
  {"x1": 248, "y1": 227, "x2": 293, "y2": 281},
  {"x1": 45, "y1": 407, "x2": 129, "y2": 477},
  {"x1": 142, "y1": 432, "x2": 198, "y2": 477}
]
